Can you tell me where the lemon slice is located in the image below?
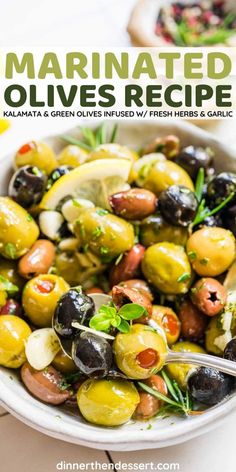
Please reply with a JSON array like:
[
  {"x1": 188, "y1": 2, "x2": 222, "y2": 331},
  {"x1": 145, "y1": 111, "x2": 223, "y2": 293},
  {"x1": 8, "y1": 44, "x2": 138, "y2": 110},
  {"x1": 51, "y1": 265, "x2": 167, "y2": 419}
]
[
  {"x1": 40, "y1": 158, "x2": 131, "y2": 210},
  {"x1": 0, "y1": 119, "x2": 10, "y2": 134}
]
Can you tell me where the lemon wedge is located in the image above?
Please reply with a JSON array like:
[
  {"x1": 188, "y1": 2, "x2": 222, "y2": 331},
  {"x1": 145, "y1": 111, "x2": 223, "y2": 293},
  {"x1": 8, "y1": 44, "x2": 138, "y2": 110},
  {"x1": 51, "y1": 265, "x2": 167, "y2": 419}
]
[
  {"x1": 0, "y1": 119, "x2": 10, "y2": 134},
  {"x1": 40, "y1": 158, "x2": 131, "y2": 210}
]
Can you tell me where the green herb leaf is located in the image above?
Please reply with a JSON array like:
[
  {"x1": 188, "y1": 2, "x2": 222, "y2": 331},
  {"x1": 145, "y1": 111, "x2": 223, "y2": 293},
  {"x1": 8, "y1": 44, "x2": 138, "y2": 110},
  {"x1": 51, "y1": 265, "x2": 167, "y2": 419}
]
[
  {"x1": 118, "y1": 303, "x2": 148, "y2": 321},
  {"x1": 0, "y1": 275, "x2": 19, "y2": 295},
  {"x1": 117, "y1": 318, "x2": 130, "y2": 333},
  {"x1": 192, "y1": 192, "x2": 235, "y2": 227},
  {"x1": 161, "y1": 370, "x2": 179, "y2": 403},
  {"x1": 96, "y1": 209, "x2": 108, "y2": 216},
  {"x1": 4, "y1": 243, "x2": 16, "y2": 259},
  {"x1": 61, "y1": 135, "x2": 92, "y2": 151},
  {"x1": 187, "y1": 251, "x2": 197, "y2": 261},
  {"x1": 89, "y1": 314, "x2": 112, "y2": 332},
  {"x1": 177, "y1": 273, "x2": 191, "y2": 283},
  {"x1": 110, "y1": 124, "x2": 118, "y2": 144},
  {"x1": 195, "y1": 168, "x2": 205, "y2": 202}
]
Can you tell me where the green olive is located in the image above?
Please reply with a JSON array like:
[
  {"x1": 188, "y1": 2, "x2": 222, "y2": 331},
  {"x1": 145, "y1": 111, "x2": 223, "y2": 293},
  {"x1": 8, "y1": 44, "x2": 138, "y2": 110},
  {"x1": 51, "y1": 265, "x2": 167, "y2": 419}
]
[
  {"x1": 55, "y1": 252, "x2": 83, "y2": 285},
  {"x1": 15, "y1": 141, "x2": 57, "y2": 175},
  {"x1": 143, "y1": 160, "x2": 194, "y2": 196},
  {"x1": 187, "y1": 227, "x2": 236, "y2": 277},
  {"x1": 52, "y1": 349, "x2": 77, "y2": 374},
  {"x1": 74, "y1": 208, "x2": 135, "y2": 260},
  {"x1": 0, "y1": 258, "x2": 25, "y2": 291},
  {"x1": 166, "y1": 341, "x2": 205, "y2": 389},
  {"x1": 142, "y1": 243, "x2": 192, "y2": 294},
  {"x1": 113, "y1": 324, "x2": 167, "y2": 379},
  {"x1": 140, "y1": 214, "x2": 188, "y2": 247},
  {"x1": 23, "y1": 274, "x2": 70, "y2": 327},
  {"x1": 0, "y1": 197, "x2": 39, "y2": 259},
  {"x1": 77, "y1": 378, "x2": 140, "y2": 426},
  {"x1": 57, "y1": 145, "x2": 88, "y2": 167},
  {"x1": 0, "y1": 290, "x2": 7, "y2": 307},
  {"x1": 205, "y1": 316, "x2": 224, "y2": 355},
  {"x1": 0, "y1": 315, "x2": 31, "y2": 368}
]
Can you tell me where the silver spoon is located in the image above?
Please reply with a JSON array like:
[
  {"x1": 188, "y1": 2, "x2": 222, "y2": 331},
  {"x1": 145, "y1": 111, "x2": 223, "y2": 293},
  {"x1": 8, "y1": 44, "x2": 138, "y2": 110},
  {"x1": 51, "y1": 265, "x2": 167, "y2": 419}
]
[{"x1": 87, "y1": 293, "x2": 236, "y2": 377}]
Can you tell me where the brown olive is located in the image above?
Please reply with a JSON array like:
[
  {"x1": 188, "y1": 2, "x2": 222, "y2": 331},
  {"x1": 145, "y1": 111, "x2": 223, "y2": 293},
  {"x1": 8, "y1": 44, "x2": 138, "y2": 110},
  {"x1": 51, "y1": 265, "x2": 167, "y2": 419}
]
[
  {"x1": 118, "y1": 279, "x2": 153, "y2": 301},
  {"x1": 109, "y1": 188, "x2": 157, "y2": 220},
  {"x1": 109, "y1": 244, "x2": 145, "y2": 287},
  {"x1": 178, "y1": 300, "x2": 208, "y2": 341},
  {"x1": 191, "y1": 278, "x2": 227, "y2": 317},
  {"x1": 134, "y1": 374, "x2": 168, "y2": 420},
  {"x1": 21, "y1": 362, "x2": 71, "y2": 405},
  {"x1": 18, "y1": 240, "x2": 56, "y2": 279},
  {"x1": 112, "y1": 285, "x2": 152, "y2": 318}
]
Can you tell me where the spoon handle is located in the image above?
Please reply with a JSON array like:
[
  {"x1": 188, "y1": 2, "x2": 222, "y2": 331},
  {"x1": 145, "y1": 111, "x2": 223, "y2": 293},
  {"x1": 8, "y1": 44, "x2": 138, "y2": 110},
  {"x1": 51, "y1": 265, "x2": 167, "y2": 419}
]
[{"x1": 166, "y1": 350, "x2": 236, "y2": 377}]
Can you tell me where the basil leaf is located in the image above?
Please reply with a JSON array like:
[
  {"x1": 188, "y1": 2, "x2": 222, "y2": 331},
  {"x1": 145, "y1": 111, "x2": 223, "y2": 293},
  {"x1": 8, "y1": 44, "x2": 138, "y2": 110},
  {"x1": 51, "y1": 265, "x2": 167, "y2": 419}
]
[
  {"x1": 118, "y1": 303, "x2": 147, "y2": 321},
  {"x1": 98, "y1": 305, "x2": 117, "y2": 319},
  {"x1": 111, "y1": 314, "x2": 121, "y2": 328}
]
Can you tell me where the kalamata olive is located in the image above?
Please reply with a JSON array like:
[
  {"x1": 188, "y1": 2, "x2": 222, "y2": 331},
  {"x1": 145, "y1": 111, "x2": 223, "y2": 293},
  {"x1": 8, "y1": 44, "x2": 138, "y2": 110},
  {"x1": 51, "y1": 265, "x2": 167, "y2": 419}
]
[
  {"x1": 112, "y1": 285, "x2": 152, "y2": 318},
  {"x1": 118, "y1": 279, "x2": 153, "y2": 301},
  {"x1": 224, "y1": 338, "x2": 236, "y2": 362},
  {"x1": 8, "y1": 165, "x2": 47, "y2": 208},
  {"x1": 53, "y1": 287, "x2": 95, "y2": 338},
  {"x1": 21, "y1": 362, "x2": 71, "y2": 405},
  {"x1": 134, "y1": 375, "x2": 167, "y2": 420},
  {"x1": 142, "y1": 135, "x2": 180, "y2": 159},
  {"x1": 207, "y1": 172, "x2": 236, "y2": 206},
  {"x1": 109, "y1": 244, "x2": 145, "y2": 287},
  {"x1": 71, "y1": 332, "x2": 113, "y2": 378},
  {"x1": 0, "y1": 299, "x2": 22, "y2": 316},
  {"x1": 178, "y1": 300, "x2": 208, "y2": 341},
  {"x1": 86, "y1": 287, "x2": 104, "y2": 295},
  {"x1": 174, "y1": 146, "x2": 213, "y2": 180},
  {"x1": 158, "y1": 185, "x2": 198, "y2": 227},
  {"x1": 46, "y1": 165, "x2": 74, "y2": 190},
  {"x1": 109, "y1": 188, "x2": 157, "y2": 220},
  {"x1": 187, "y1": 366, "x2": 234, "y2": 406},
  {"x1": 18, "y1": 239, "x2": 55, "y2": 279},
  {"x1": 191, "y1": 278, "x2": 227, "y2": 316}
]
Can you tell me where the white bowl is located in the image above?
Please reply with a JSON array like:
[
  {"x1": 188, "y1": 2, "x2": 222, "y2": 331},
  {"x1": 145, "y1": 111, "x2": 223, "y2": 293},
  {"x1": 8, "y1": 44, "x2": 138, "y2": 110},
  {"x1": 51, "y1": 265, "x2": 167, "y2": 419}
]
[{"x1": 0, "y1": 120, "x2": 236, "y2": 451}]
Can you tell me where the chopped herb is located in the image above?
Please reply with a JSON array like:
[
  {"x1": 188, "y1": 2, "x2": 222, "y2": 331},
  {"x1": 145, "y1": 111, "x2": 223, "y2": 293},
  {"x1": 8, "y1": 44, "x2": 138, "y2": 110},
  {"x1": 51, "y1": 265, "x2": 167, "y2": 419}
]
[
  {"x1": 72, "y1": 199, "x2": 82, "y2": 207},
  {"x1": 96, "y1": 209, "x2": 108, "y2": 216},
  {"x1": 0, "y1": 275, "x2": 19, "y2": 295},
  {"x1": 177, "y1": 273, "x2": 191, "y2": 283},
  {"x1": 100, "y1": 246, "x2": 109, "y2": 255},
  {"x1": 200, "y1": 258, "x2": 209, "y2": 266},
  {"x1": 4, "y1": 243, "x2": 16, "y2": 259},
  {"x1": 115, "y1": 253, "x2": 124, "y2": 266},
  {"x1": 82, "y1": 243, "x2": 89, "y2": 253},
  {"x1": 26, "y1": 214, "x2": 33, "y2": 222},
  {"x1": 187, "y1": 251, "x2": 197, "y2": 261},
  {"x1": 92, "y1": 226, "x2": 104, "y2": 240},
  {"x1": 147, "y1": 424, "x2": 152, "y2": 430}
]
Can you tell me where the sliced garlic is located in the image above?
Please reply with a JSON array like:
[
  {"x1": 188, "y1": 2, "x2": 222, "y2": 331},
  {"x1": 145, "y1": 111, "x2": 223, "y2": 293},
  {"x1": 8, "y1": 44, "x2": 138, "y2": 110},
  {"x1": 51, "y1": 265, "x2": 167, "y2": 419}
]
[
  {"x1": 61, "y1": 198, "x2": 94, "y2": 223},
  {"x1": 214, "y1": 331, "x2": 232, "y2": 352},
  {"x1": 58, "y1": 237, "x2": 79, "y2": 252},
  {"x1": 25, "y1": 328, "x2": 60, "y2": 370},
  {"x1": 39, "y1": 210, "x2": 64, "y2": 240}
]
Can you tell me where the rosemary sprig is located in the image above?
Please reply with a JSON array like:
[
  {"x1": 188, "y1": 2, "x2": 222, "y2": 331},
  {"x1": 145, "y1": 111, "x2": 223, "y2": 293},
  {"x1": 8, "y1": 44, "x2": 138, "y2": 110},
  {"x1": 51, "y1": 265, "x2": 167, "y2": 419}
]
[
  {"x1": 62, "y1": 123, "x2": 118, "y2": 151},
  {"x1": 192, "y1": 168, "x2": 235, "y2": 228},
  {"x1": 138, "y1": 370, "x2": 193, "y2": 416}
]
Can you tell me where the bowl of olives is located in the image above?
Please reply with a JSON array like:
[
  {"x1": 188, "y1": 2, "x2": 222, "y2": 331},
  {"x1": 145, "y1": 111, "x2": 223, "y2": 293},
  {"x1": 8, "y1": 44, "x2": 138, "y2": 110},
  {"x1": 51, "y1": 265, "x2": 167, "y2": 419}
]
[{"x1": 0, "y1": 120, "x2": 236, "y2": 451}]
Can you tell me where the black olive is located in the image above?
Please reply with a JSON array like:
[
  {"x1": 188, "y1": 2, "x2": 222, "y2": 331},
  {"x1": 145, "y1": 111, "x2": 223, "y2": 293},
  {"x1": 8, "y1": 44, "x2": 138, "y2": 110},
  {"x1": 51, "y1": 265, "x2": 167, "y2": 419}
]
[
  {"x1": 222, "y1": 204, "x2": 236, "y2": 236},
  {"x1": 224, "y1": 338, "x2": 236, "y2": 362},
  {"x1": 158, "y1": 185, "x2": 198, "y2": 227},
  {"x1": 8, "y1": 165, "x2": 47, "y2": 208},
  {"x1": 207, "y1": 172, "x2": 236, "y2": 207},
  {"x1": 46, "y1": 166, "x2": 74, "y2": 190},
  {"x1": 187, "y1": 366, "x2": 234, "y2": 406},
  {"x1": 194, "y1": 212, "x2": 223, "y2": 231},
  {"x1": 53, "y1": 287, "x2": 95, "y2": 338},
  {"x1": 71, "y1": 332, "x2": 113, "y2": 378},
  {"x1": 174, "y1": 146, "x2": 214, "y2": 180}
]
